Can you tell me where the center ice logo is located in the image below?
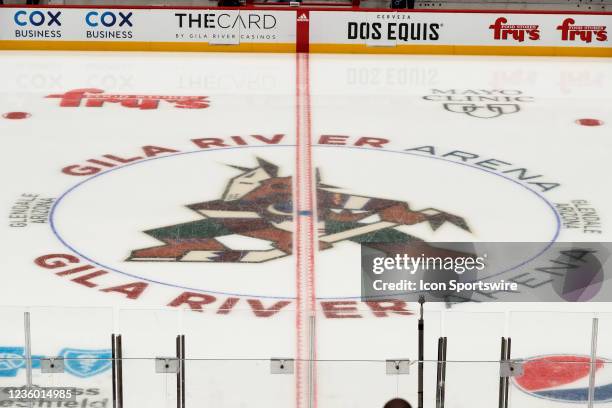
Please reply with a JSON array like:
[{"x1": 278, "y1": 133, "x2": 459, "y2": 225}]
[
  {"x1": 128, "y1": 158, "x2": 470, "y2": 263},
  {"x1": 514, "y1": 355, "x2": 612, "y2": 403}
]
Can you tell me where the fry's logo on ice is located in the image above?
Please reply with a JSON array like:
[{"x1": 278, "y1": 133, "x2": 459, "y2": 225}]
[
  {"x1": 557, "y1": 18, "x2": 607, "y2": 43},
  {"x1": 489, "y1": 17, "x2": 540, "y2": 42},
  {"x1": 46, "y1": 89, "x2": 210, "y2": 110}
]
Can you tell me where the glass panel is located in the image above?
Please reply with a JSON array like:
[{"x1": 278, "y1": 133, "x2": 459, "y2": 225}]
[
  {"x1": 317, "y1": 360, "x2": 416, "y2": 407},
  {"x1": 118, "y1": 308, "x2": 181, "y2": 408},
  {"x1": 315, "y1": 305, "x2": 440, "y2": 407},
  {"x1": 29, "y1": 307, "x2": 114, "y2": 407},
  {"x1": 0, "y1": 307, "x2": 114, "y2": 408},
  {"x1": 509, "y1": 311, "x2": 595, "y2": 408},
  {"x1": 594, "y1": 314, "x2": 612, "y2": 407},
  {"x1": 0, "y1": 307, "x2": 27, "y2": 389},
  {"x1": 29, "y1": 354, "x2": 113, "y2": 408},
  {"x1": 509, "y1": 359, "x2": 602, "y2": 408},
  {"x1": 510, "y1": 311, "x2": 593, "y2": 359},
  {"x1": 5, "y1": 305, "x2": 608, "y2": 407},
  {"x1": 182, "y1": 307, "x2": 295, "y2": 360},
  {"x1": 443, "y1": 361, "x2": 502, "y2": 408},
  {"x1": 122, "y1": 358, "x2": 176, "y2": 408},
  {"x1": 442, "y1": 311, "x2": 506, "y2": 408},
  {"x1": 119, "y1": 308, "x2": 181, "y2": 358},
  {"x1": 316, "y1": 307, "x2": 441, "y2": 362},
  {"x1": 118, "y1": 307, "x2": 296, "y2": 407},
  {"x1": 186, "y1": 359, "x2": 293, "y2": 407},
  {"x1": 183, "y1": 307, "x2": 295, "y2": 406}
]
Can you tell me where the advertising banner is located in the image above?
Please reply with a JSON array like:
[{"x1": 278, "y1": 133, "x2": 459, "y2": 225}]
[
  {"x1": 0, "y1": 6, "x2": 610, "y2": 55},
  {"x1": 309, "y1": 11, "x2": 611, "y2": 52},
  {"x1": 0, "y1": 7, "x2": 296, "y2": 46}
]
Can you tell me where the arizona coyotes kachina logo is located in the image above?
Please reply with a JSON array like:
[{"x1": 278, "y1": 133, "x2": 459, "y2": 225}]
[{"x1": 128, "y1": 158, "x2": 470, "y2": 263}]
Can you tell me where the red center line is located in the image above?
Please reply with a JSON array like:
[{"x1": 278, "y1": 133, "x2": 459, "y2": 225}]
[{"x1": 295, "y1": 52, "x2": 317, "y2": 408}]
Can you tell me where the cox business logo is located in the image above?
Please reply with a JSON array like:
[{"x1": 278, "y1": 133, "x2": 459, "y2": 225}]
[
  {"x1": 0, "y1": 347, "x2": 111, "y2": 378},
  {"x1": 13, "y1": 10, "x2": 62, "y2": 27},
  {"x1": 85, "y1": 11, "x2": 133, "y2": 28}
]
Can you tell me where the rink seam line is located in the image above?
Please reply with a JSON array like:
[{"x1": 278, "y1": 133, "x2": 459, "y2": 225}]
[{"x1": 303, "y1": 52, "x2": 318, "y2": 408}]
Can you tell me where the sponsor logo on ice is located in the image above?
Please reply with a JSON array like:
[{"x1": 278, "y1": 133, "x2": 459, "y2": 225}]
[
  {"x1": 60, "y1": 349, "x2": 112, "y2": 378},
  {"x1": 514, "y1": 355, "x2": 612, "y2": 403},
  {"x1": 423, "y1": 89, "x2": 534, "y2": 119},
  {"x1": 0, "y1": 347, "x2": 111, "y2": 378},
  {"x1": 46, "y1": 89, "x2": 210, "y2": 110}
]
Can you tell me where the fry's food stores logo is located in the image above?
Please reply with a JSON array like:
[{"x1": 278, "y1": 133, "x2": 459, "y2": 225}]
[
  {"x1": 489, "y1": 17, "x2": 540, "y2": 42},
  {"x1": 46, "y1": 89, "x2": 210, "y2": 110},
  {"x1": 557, "y1": 18, "x2": 608, "y2": 43}
]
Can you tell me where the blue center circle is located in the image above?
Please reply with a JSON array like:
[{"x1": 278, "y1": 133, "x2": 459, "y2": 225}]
[{"x1": 50, "y1": 144, "x2": 561, "y2": 300}]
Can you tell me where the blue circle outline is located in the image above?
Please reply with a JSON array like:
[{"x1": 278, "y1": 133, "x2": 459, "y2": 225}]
[{"x1": 49, "y1": 144, "x2": 561, "y2": 300}]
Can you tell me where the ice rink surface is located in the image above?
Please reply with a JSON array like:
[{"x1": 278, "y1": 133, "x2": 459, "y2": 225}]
[{"x1": 1, "y1": 50, "x2": 612, "y2": 408}]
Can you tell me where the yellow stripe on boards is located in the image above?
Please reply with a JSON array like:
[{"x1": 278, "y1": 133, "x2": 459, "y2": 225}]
[{"x1": 0, "y1": 40, "x2": 295, "y2": 53}]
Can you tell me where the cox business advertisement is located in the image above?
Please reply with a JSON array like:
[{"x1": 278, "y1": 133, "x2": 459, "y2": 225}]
[
  {"x1": 0, "y1": 7, "x2": 296, "y2": 46},
  {"x1": 309, "y1": 11, "x2": 611, "y2": 50}
]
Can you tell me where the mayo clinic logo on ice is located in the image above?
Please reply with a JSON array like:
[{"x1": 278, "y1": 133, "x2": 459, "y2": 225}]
[
  {"x1": 423, "y1": 89, "x2": 534, "y2": 119},
  {"x1": 489, "y1": 17, "x2": 540, "y2": 42},
  {"x1": 84, "y1": 11, "x2": 135, "y2": 40},
  {"x1": 13, "y1": 10, "x2": 62, "y2": 38},
  {"x1": 557, "y1": 18, "x2": 607, "y2": 43}
]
